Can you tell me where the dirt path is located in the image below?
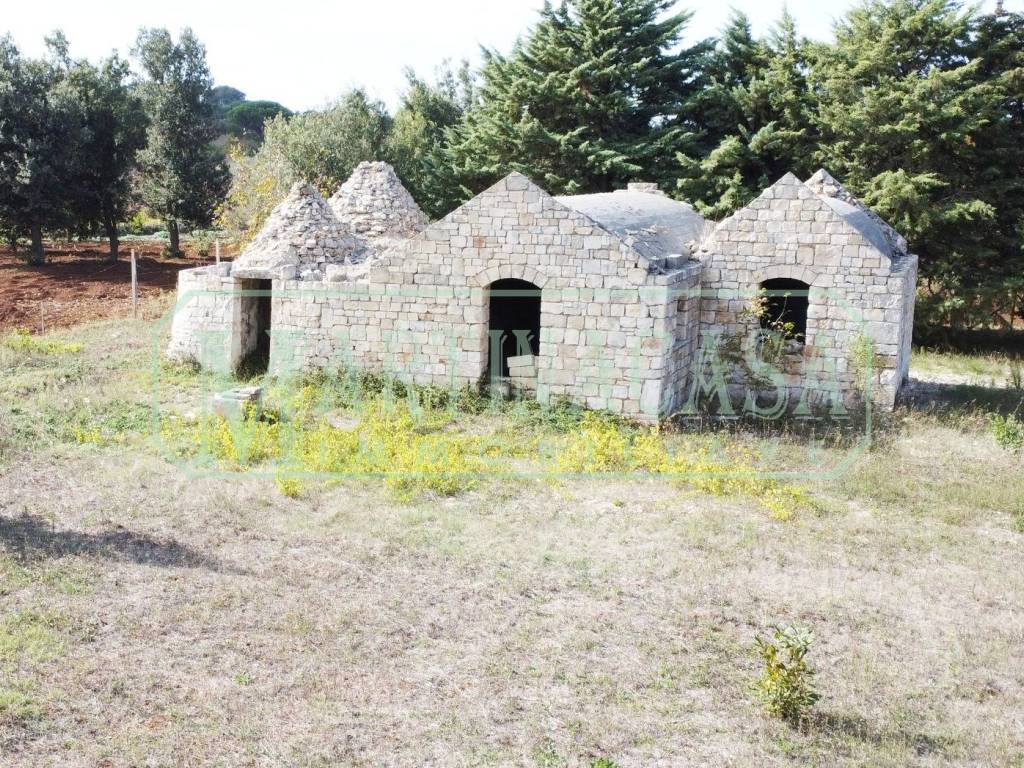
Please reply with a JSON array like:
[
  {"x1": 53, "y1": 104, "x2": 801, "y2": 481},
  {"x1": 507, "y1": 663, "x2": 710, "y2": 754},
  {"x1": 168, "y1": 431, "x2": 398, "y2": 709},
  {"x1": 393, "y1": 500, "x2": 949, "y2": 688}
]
[{"x1": 0, "y1": 242, "x2": 227, "y2": 334}]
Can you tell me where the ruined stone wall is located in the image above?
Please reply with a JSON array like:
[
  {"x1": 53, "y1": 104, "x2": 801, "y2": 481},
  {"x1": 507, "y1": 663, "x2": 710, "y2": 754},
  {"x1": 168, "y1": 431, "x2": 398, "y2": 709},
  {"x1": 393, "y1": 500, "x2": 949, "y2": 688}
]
[
  {"x1": 167, "y1": 265, "x2": 248, "y2": 372},
  {"x1": 660, "y1": 267, "x2": 703, "y2": 416},
  {"x1": 697, "y1": 174, "x2": 916, "y2": 410},
  {"x1": 894, "y1": 256, "x2": 919, "y2": 392},
  {"x1": 266, "y1": 173, "x2": 700, "y2": 420}
]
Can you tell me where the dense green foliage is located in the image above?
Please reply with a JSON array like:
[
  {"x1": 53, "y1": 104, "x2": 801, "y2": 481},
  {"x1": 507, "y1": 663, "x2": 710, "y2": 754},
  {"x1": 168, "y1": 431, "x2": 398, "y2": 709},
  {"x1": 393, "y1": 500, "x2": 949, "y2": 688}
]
[
  {"x1": 264, "y1": 89, "x2": 391, "y2": 191},
  {"x1": 0, "y1": 35, "x2": 72, "y2": 264},
  {"x1": 2, "y1": 1, "x2": 1023, "y2": 332},
  {"x1": 810, "y1": 0, "x2": 1024, "y2": 330},
  {"x1": 217, "y1": 89, "x2": 393, "y2": 241},
  {"x1": 386, "y1": 66, "x2": 469, "y2": 218},
  {"x1": 210, "y1": 86, "x2": 291, "y2": 147},
  {"x1": 133, "y1": 28, "x2": 230, "y2": 257},
  {"x1": 58, "y1": 39, "x2": 148, "y2": 261},
  {"x1": 444, "y1": 0, "x2": 709, "y2": 195},
  {"x1": 0, "y1": 34, "x2": 146, "y2": 263},
  {"x1": 219, "y1": 74, "x2": 467, "y2": 240},
  {"x1": 676, "y1": 11, "x2": 816, "y2": 218}
]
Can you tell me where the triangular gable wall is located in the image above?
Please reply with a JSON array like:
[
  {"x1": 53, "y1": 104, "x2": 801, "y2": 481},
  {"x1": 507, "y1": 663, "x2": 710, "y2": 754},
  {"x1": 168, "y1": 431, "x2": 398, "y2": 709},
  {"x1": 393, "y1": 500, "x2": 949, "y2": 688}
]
[
  {"x1": 698, "y1": 172, "x2": 892, "y2": 278},
  {"x1": 375, "y1": 172, "x2": 655, "y2": 287}
]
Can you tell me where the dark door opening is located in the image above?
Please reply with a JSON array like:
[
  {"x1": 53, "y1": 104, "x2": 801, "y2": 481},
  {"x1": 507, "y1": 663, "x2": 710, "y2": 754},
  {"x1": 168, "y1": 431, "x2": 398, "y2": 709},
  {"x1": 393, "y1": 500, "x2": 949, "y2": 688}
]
[
  {"x1": 488, "y1": 278, "x2": 541, "y2": 377},
  {"x1": 759, "y1": 278, "x2": 809, "y2": 343},
  {"x1": 240, "y1": 278, "x2": 272, "y2": 374}
]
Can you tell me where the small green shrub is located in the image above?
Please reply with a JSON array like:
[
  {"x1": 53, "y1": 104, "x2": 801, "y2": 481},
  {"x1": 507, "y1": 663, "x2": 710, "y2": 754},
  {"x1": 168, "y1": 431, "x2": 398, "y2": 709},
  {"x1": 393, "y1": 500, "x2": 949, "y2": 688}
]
[
  {"x1": 189, "y1": 229, "x2": 217, "y2": 259},
  {"x1": 849, "y1": 332, "x2": 882, "y2": 395},
  {"x1": 1012, "y1": 502, "x2": 1024, "y2": 534},
  {"x1": 122, "y1": 210, "x2": 163, "y2": 236},
  {"x1": 990, "y1": 414, "x2": 1024, "y2": 452},
  {"x1": 275, "y1": 475, "x2": 303, "y2": 498},
  {"x1": 753, "y1": 624, "x2": 820, "y2": 723}
]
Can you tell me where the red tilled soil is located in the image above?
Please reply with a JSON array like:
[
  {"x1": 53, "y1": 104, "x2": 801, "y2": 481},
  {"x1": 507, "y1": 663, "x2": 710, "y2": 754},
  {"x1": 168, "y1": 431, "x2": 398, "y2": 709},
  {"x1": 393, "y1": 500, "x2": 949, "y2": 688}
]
[{"x1": 0, "y1": 241, "x2": 228, "y2": 334}]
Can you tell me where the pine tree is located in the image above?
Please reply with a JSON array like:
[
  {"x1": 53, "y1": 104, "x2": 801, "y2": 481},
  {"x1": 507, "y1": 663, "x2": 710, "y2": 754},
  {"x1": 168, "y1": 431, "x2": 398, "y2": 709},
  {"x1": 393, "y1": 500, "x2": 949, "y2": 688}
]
[
  {"x1": 133, "y1": 28, "x2": 230, "y2": 257},
  {"x1": 445, "y1": 0, "x2": 709, "y2": 196},
  {"x1": 676, "y1": 11, "x2": 815, "y2": 218},
  {"x1": 689, "y1": 10, "x2": 768, "y2": 154},
  {"x1": 811, "y1": 0, "x2": 1009, "y2": 326}
]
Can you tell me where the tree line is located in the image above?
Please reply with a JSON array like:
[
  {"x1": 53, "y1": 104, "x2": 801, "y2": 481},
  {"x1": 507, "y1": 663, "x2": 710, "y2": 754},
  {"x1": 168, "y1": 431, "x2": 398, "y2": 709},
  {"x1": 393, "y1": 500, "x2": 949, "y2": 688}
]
[
  {"x1": 0, "y1": 28, "x2": 288, "y2": 264},
  {"x1": 2, "y1": 1, "x2": 1022, "y2": 330},
  {"x1": 227, "y1": 0, "x2": 1023, "y2": 331}
]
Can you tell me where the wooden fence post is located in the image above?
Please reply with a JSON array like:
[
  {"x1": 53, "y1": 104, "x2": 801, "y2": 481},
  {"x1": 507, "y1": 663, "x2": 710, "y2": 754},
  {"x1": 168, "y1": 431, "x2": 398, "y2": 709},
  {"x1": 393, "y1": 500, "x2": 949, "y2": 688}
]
[{"x1": 131, "y1": 249, "x2": 138, "y2": 318}]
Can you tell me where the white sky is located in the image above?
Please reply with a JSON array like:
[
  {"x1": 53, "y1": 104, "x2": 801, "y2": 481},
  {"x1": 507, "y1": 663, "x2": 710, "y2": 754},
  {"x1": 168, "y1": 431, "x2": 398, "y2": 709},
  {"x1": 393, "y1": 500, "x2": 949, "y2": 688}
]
[{"x1": 5, "y1": 0, "x2": 1020, "y2": 111}]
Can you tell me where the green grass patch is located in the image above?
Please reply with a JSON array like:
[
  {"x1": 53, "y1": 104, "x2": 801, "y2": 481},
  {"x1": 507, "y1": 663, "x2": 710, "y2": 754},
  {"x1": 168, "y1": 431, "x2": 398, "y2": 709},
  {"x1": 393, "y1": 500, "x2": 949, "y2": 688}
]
[
  {"x1": 1, "y1": 328, "x2": 84, "y2": 356},
  {"x1": 0, "y1": 681, "x2": 44, "y2": 724},
  {"x1": 0, "y1": 610, "x2": 68, "y2": 665},
  {"x1": 0, "y1": 555, "x2": 94, "y2": 597},
  {"x1": 912, "y1": 348, "x2": 1022, "y2": 386}
]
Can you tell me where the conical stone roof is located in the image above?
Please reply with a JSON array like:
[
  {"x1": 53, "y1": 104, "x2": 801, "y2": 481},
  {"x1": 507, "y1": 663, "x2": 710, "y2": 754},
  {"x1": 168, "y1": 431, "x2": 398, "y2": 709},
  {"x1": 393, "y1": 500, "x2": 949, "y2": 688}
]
[
  {"x1": 232, "y1": 182, "x2": 369, "y2": 279},
  {"x1": 328, "y1": 162, "x2": 428, "y2": 249}
]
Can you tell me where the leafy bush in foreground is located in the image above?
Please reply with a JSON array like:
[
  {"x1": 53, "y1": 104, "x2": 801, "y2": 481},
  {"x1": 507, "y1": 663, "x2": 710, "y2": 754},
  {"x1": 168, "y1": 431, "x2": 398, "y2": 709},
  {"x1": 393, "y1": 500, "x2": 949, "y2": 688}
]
[
  {"x1": 753, "y1": 624, "x2": 820, "y2": 724},
  {"x1": 990, "y1": 413, "x2": 1024, "y2": 452}
]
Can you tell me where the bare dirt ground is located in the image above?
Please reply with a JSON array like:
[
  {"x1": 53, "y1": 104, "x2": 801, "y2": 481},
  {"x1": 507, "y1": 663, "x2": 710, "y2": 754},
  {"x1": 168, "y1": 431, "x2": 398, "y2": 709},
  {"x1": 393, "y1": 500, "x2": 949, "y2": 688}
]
[
  {"x1": 0, "y1": 312, "x2": 1022, "y2": 767},
  {"x1": 0, "y1": 241, "x2": 220, "y2": 334}
]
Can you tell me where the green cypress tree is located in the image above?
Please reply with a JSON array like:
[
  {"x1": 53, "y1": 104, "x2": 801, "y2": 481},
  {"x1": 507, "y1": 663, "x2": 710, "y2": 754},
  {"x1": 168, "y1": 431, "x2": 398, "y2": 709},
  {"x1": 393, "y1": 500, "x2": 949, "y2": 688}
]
[
  {"x1": 810, "y1": 0, "x2": 1008, "y2": 326},
  {"x1": 676, "y1": 11, "x2": 815, "y2": 218},
  {"x1": 690, "y1": 10, "x2": 768, "y2": 154},
  {"x1": 445, "y1": 0, "x2": 709, "y2": 196},
  {"x1": 968, "y1": 3, "x2": 1024, "y2": 329}
]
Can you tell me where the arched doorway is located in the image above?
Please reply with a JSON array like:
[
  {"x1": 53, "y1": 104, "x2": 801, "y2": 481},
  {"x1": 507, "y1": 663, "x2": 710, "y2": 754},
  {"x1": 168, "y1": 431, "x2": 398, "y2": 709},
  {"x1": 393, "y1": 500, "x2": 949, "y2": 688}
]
[
  {"x1": 487, "y1": 278, "x2": 541, "y2": 377},
  {"x1": 759, "y1": 277, "x2": 810, "y2": 345}
]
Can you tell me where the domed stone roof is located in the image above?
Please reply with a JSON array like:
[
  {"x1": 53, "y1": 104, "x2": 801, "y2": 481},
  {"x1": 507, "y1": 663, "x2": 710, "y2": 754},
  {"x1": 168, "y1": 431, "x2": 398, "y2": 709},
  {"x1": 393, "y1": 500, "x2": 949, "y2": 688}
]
[
  {"x1": 328, "y1": 162, "x2": 428, "y2": 249},
  {"x1": 232, "y1": 182, "x2": 369, "y2": 279}
]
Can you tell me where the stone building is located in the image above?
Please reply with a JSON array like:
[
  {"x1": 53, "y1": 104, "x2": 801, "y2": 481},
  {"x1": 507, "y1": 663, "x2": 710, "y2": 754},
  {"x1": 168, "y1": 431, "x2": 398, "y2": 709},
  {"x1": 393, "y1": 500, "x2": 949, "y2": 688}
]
[{"x1": 168, "y1": 161, "x2": 917, "y2": 419}]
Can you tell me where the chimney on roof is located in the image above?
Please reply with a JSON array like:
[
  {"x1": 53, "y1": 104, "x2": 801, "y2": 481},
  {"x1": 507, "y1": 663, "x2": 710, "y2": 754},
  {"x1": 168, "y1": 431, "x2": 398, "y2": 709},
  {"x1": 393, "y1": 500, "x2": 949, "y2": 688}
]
[{"x1": 625, "y1": 182, "x2": 665, "y2": 196}]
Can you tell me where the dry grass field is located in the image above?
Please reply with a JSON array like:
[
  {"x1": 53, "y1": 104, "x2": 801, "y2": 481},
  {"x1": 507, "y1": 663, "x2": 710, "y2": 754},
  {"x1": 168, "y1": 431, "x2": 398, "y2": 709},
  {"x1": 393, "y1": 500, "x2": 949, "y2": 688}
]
[{"x1": 1, "y1": 300, "x2": 1023, "y2": 767}]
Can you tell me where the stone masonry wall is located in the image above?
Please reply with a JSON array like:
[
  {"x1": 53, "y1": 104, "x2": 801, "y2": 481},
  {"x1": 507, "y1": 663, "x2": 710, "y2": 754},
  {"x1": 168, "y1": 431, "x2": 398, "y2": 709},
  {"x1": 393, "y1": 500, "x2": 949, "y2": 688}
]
[
  {"x1": 661, "y1": 267, "x2": 703, "y2": 416},
  {"x1": 266, "y1": 173, "x2": 701, "y2": 420},
  {"x1": 167, "y1": 265, "x2": 248, "y2": 373},
  {"x1": 697, "y1": 173, "x2": 916, "y2": 410}
]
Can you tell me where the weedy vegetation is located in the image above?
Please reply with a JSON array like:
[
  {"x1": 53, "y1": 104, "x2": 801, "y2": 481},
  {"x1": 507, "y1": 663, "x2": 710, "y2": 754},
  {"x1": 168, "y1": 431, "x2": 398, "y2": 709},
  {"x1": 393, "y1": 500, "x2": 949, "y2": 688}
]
[{"x1": 1, "y1": 309, "x2": 1022, "y2": 766}]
